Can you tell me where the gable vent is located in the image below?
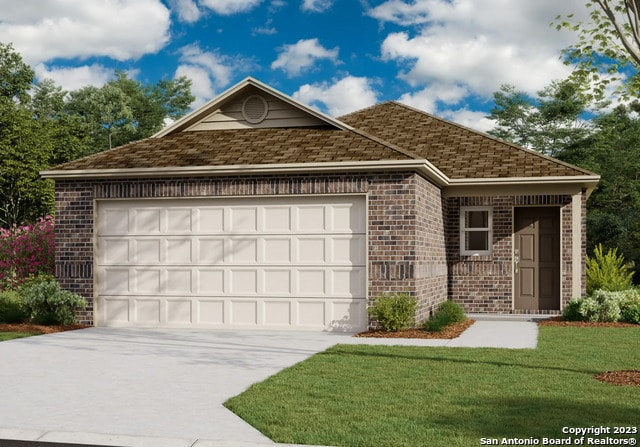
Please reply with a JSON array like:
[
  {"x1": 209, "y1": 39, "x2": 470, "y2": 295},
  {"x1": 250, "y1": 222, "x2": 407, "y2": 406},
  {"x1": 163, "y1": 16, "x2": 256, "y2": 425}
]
[{"x1": 242, "y1": 95, "x2": 269, "y2": 124}]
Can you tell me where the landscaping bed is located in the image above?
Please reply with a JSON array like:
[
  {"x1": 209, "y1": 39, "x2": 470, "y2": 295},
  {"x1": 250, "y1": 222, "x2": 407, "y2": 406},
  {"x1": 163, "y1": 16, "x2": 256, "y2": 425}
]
[
  {"x1": 355, "y1": 318, "x2": 474, "y2": 339},
  {"x1": 0, "y1": 322, "x2": 87, "y2": 335}
]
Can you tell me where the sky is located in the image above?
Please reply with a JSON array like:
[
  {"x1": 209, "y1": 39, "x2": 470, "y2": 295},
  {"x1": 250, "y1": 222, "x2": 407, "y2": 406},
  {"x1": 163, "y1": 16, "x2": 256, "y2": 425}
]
[{"x1": 0, "y1": 0, "x2": 594, "y2": 132}]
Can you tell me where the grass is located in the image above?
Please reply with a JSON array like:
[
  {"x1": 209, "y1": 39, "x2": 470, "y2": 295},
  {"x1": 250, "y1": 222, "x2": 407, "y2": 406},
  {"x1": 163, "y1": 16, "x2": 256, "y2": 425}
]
[
  {"x1": 225, "y1": 326, "x2": 640, "y2": 447},
  {"x1": 0, "y1": 331, "x2": 37, "y2": 341}
]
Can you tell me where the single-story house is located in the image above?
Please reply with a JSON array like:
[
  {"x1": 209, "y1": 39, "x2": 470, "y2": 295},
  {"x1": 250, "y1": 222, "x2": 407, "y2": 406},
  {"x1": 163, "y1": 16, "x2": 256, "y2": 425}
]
[{"x1": 41, "y1": 77, "x2": 600, "y2": 331}]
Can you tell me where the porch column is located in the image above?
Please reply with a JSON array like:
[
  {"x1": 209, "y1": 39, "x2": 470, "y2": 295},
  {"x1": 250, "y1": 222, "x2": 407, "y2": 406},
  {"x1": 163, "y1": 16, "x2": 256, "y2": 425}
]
[{"x1": 571, "y1": 192, "x2": 582, "y2": 298}]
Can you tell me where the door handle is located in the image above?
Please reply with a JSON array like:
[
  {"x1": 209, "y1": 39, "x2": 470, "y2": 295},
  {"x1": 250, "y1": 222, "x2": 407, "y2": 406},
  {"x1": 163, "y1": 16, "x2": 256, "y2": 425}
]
[{"x1": 514, "y1": 256, "x2": 519, "y2": 273}]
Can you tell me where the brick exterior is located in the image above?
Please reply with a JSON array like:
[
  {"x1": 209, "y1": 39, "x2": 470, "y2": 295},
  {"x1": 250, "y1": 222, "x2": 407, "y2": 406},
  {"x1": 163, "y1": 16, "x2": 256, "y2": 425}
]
[
  {"x1": 446, "y1": 193, "x2": 586, "y2": 313},
  {"x1": 54, "y1": 173, "x2": 586, "y2": 326}
]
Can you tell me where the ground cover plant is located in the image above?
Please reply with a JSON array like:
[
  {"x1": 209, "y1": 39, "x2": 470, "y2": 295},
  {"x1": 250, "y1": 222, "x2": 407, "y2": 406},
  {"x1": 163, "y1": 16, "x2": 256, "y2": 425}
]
[
  {"x1": 225, "y1": 326, "x2": 640, "y2": 447},
  {"x1": 0, "y1": 331, "x2": 36, "y2": 341}
]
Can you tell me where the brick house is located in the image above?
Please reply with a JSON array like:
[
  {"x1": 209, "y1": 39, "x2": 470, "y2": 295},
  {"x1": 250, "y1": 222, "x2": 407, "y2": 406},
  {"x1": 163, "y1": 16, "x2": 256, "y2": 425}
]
[{"x1": 42, "y1": 77, "x2": 599, "y2": 331}]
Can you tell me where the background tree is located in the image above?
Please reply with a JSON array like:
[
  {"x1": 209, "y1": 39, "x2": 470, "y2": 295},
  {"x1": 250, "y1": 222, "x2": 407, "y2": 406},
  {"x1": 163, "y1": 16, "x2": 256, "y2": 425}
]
[
  {"x1": 488, "y1": 79, "x2": 591, "y2": 156},
  {"x1": 555, "y1": 0, "x2": 640, "y2": 99}
]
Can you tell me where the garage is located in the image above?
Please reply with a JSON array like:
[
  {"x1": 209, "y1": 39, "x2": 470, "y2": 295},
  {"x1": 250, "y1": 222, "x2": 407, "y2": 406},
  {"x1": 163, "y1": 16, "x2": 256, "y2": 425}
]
[{"x1": 96, "y1": 195, "x2": 367, "y2": 330}]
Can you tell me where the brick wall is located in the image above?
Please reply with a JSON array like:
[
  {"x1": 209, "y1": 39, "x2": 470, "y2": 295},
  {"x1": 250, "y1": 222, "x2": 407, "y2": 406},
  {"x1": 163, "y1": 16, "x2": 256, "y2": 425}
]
[
  {"x1": 55, "y1": 172, "x2": 447, "y2": 327},
  {"x1": 446, "y1": 194, "x2": 578, "y2": 313}
]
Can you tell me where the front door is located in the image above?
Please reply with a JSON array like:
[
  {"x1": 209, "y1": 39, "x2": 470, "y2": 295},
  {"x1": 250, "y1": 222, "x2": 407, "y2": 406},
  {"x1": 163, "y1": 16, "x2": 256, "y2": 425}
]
[{"x1": 514, "y1": 207, "x2": 560, "y2": 311}]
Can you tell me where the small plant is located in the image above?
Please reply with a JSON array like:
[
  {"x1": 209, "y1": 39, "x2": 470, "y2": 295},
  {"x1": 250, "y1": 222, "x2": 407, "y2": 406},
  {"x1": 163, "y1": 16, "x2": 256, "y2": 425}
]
[
  {"x1": 21, "y1": 277, "x2": 86, "y2": 325},
  {"x1": 562, "y1": 298, "x2": 583, "y2": 321},
  {"x1": 620, "y1": 292, "x2": 640, "y2": 324},
  {"x1": 424, "y1": 300, "x2": 466, "y2": 332},
  {"x1": 0, "y1": 290, "x2": 28, "y2": 323},
  {"x1": 562, "y1": 289, "x2": 640, "y2": 324},
  {"x1": 368, "y1": 292, "x2": 418, "y2": 332},
  {"x1": 586, "y1": 244, "x2": 634, "y2": 294}
]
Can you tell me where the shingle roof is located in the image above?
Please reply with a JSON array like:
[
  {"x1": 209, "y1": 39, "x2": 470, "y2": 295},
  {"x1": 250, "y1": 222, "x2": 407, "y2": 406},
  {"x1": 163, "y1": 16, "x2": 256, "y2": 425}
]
[
  {"x1": 51, "y1": 127, "x2": 413, "y2": 171},
  {"x1": 338, "y1": 102, "x2": 594, "y2": 179},
  {"x1": 47, "y1": 97, "x2": 596, "y2": 183}
]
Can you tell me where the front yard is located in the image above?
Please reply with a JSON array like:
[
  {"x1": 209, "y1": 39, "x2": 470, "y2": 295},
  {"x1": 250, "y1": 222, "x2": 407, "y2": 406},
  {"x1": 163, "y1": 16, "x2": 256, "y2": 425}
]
[{"x1": 225, "y1": 325, "x2": 640, "y2": 447}]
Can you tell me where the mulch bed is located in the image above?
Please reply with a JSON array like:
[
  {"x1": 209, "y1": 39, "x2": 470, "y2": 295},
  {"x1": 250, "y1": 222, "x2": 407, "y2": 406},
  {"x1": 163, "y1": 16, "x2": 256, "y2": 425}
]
[
  {"x1": 0, "y1": 323, "x2": 88, "y2": 334},
  {"x1": 355, "y1": 319, "x2": 475, "y2": 339},
  {"x1": 594, "y1": 370, "x2": 640, "y2": 387}
]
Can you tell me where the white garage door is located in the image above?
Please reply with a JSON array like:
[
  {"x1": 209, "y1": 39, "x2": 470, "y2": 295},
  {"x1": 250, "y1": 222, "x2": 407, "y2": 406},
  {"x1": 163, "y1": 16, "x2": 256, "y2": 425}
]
[{"x1": 96, "y1": 196, "x2": 367, "y2": 331}]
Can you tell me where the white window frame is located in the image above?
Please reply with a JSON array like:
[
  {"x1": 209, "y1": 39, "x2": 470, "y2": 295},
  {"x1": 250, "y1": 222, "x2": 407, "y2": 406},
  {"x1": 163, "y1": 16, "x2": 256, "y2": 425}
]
[{"x1": 460, "y1": 206, "x2": 493, "y2": 256}]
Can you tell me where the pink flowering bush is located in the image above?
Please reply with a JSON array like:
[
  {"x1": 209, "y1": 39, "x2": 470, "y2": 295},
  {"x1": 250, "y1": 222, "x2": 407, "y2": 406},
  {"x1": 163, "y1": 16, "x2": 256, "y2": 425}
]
[{"x1": 0, "y1": 216, "x2": 55, "y2": 290}]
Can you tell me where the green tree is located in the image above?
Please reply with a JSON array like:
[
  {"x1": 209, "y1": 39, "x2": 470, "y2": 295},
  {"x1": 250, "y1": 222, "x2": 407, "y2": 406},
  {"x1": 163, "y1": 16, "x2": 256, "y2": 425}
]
[
  {"x1": 488, "y1": 79, "x2": 591, "y2": 156},
  {"x1": 554, "y1": 0, "x2": 640, "y2": 100}
]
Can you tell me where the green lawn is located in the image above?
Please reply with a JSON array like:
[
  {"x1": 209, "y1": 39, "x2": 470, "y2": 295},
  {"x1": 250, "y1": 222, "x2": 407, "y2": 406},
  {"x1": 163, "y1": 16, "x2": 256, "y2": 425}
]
[
  {"x1": 225, "y1": 326, "x2": 640, "y2": 447},
  {"x1": 0, "y1": 332, "x2": 37, "y2": 341}
]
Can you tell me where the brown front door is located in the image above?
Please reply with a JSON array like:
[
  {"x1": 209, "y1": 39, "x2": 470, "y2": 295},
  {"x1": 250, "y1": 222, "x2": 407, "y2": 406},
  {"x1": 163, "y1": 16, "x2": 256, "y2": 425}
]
[{"x1": 514, "y1": 207, "x2": 560, "y2": 311}]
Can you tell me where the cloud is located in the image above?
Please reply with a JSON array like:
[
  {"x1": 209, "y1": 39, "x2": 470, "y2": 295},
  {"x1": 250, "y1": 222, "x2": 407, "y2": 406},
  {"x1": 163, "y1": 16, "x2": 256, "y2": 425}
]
[
  {"x1": 301, "y1": 0, "x2": 334, "y2": 13},
  {"x1": 199, "y1": 0, "x2": 263, "y2": 15},
  {"x1": 168, "y1": 0, "x2": 201, "y2": 23},
  {"x1": 0, "y1": 0, "x2": 171, "y2": 65},
  {"x1": 293, "y1": 75, "x2": 379, "y2": 116},
  {"x1": 272, "y1": 38, "x2": 339, "y2": 77},
  {"x1": 34, "y1": 63, "x2": 113, "y2": 91},
  {"x1": 371, "y1": 0, "x2": 591, "y2": 113},
  {"x1": 175, "y1": 44, "x2": 249, "y2": 107}
]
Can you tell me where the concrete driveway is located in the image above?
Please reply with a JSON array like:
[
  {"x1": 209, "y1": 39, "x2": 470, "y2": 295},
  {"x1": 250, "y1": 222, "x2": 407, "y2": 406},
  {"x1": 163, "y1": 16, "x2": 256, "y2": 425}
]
[
  {"x1": 0, "y1": 320, "x2": 538, "y2": 446},
  {"x1": 0, "y1": 328, "x2": 357, "y2": 446}
]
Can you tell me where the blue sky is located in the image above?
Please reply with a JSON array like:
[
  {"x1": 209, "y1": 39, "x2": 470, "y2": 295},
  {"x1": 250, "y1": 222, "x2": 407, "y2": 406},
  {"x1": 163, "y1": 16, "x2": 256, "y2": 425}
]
[{"x1": 0, "y1": 0, "x2": 593, "y2": 131}]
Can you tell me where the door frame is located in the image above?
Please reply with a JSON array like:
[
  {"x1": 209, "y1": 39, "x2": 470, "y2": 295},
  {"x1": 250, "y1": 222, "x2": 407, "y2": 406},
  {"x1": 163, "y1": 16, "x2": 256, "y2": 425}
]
[{"x1": 512, "y1": 206, "x2": 561, "y2": 311}]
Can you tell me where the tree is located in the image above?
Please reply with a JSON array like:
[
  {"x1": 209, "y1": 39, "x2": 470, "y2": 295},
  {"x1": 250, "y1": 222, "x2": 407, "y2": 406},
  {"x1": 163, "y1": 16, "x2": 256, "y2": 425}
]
[
  {"x1": 555, "y1": 0, "x2": 640, "y2": 100},
  {"x1": 0, "y1": 43, "x2": 34, "y2": 105},
  {"x1": 559, "y1": 104, "x2": 640, "y2": 281},
  {"x1": 488, "y1": 79, "x2": 591, "y2": 156}
]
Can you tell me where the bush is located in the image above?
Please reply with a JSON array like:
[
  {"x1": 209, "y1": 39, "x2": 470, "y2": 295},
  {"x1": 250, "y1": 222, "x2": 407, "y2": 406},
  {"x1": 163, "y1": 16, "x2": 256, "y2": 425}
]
[
  {"x1": 424, "y1": 300, "x2": 466, "y2": 332},
  {"x1": 562, "y1": 298, "x2": 583, "y2": 321},
  {"x1": 562, "y1": 289, "x2": 640, "y2": 323},
  {"x1": 586, "y1": 244, "x2": 634, "y2": 294},
  {"x1": 368, "y1": 292, "x2": 418, "y2": 332},
  {"x1": 21, "y1": 277, "x2": 86, "y2": 325},
  {"x1": 620, "y1": 292, "x2": 640, "y2": 324},
  {"x1": 0, "y1": 290, "x2": 28, "y2": 323},
  {"x1": 0, "y1": 216, "x2": 55, "y2": 289}
]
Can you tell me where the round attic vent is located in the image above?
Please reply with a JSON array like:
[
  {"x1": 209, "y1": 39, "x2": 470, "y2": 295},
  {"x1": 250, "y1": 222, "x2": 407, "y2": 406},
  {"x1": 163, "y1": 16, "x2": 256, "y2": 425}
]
[{"x1": 242, "y1": 95, "x2": 269, "y2": 124}]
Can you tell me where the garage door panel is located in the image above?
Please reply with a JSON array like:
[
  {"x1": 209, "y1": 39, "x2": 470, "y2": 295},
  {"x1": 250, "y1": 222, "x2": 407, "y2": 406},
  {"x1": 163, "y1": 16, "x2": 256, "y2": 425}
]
[{"x1": 97, "y1": 196, "x2": 366, "y2": 330}]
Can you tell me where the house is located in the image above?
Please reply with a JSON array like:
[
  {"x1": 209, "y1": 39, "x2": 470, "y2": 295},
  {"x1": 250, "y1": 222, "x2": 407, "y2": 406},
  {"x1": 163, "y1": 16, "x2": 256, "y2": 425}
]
[{"x1": 41, "y1": 77, "x2": 600, "y2": 331}]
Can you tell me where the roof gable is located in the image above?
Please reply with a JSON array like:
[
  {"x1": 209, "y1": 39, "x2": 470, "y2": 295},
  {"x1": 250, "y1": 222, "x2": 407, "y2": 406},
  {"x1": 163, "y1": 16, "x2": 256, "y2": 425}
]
[{"x1": 155, "y1": 77, "x2": 351, "y2": 137}]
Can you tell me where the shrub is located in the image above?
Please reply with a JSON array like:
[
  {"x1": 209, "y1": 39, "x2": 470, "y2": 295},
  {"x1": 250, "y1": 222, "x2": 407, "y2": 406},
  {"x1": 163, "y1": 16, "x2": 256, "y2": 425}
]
[
  {"x1": 586, "y1": 244, "x2": 634, "y2": 294},
  {"x1": 0, "y1": 216, "x2": 55, "y2": 290},
  {"x1": 368, "y1": 292, "x2": 418, "y2": 332},
  {"x1": 0, "y1": 290, "x2": 28, "y2": 323},
  {"x1": 562, "y1": 289, "x2": 640, "y2": 323},
  {"x1": 620, "y1": 292, "x2": 640, "y2": 324},
  {"x1": 562, "y1": 298, "x2": 583, "y2": 321},
  {"x1": 424, "y1": 300, "x2": 466, "y2": 332},
  {"x1": 21, "y1": 277, "x2": 86, "y2": 325}
]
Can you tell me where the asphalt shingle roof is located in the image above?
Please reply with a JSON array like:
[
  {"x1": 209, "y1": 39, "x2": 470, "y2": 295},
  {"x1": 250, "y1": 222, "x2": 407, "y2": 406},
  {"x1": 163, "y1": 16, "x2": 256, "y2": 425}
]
[
  {"x1": 49, "y1": 100, "x2": 595, "y2": 181},
  {"x1": 338, "y1": 102, "x2": 594, "y2": 179}
]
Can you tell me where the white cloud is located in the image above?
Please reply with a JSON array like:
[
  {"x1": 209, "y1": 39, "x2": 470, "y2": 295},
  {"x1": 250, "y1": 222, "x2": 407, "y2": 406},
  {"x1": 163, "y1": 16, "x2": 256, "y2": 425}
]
[
  {"x1": 34, "y1": 63, "x2": 113, "y2": 91},
  {"x1": 293, "y1": 76, "x2": 379, "y2": 116},
  {"x1": 175, "y1": 44, "x2": 246, "y2": 107},
  {"x1": 199, "y1": 0, "x2": 263, "y2": 15},
  {"x1": 371, "y1": 0, "x2": 592, "y2": 120},
  {"x1": 272, "y1": 38, "x2": 339, "y2": 77},
  {"x1": 301, "y1": 0, "x2": 334, "y2": 13},
  {"x1": 168, "y1": 0, "x2": 201, "y2": 23},
  {"x1": 0, "y1": 0, "x2": 171, "y2": 65},
  {"x1": 442, "y1": 109, "x2": 496, "y2": 134}
]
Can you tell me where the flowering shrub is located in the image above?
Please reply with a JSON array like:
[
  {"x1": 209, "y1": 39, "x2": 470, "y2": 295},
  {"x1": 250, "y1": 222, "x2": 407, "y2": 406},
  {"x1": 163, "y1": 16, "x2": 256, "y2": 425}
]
[
  {"x1": 21, "y1": 276, "x2": 86, "y2": 325},
  {"x1": 563, "y1": 289, "x2": 640, "y2": 324},
  {"x1": 0, "y1": 216, "x2": 55, "y2": 289}
]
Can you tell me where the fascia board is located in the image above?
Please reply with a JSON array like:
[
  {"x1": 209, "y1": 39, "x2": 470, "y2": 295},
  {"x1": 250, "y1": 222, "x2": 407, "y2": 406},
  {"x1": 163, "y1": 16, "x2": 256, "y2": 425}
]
[{"x1": 40, "y1": 160, "x2": 448, "y2": 184}]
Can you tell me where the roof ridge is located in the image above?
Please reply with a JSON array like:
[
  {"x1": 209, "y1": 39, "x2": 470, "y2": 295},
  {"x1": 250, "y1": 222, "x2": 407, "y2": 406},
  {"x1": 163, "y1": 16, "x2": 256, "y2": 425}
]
[{"x1": 387, "y1": 101, "x2": 598, "y2": 178}]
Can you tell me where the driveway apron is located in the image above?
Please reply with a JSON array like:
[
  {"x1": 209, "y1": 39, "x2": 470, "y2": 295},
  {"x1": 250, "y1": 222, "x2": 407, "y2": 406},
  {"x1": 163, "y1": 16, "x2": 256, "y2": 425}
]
[{"x1": 0, "y1": 328, "x2": 356, "y2": 444}]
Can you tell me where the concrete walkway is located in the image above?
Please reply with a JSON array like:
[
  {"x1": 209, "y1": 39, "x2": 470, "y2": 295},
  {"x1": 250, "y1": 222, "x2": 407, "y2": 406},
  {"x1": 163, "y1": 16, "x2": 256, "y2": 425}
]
[{"x1": 0, "y1": 319, "x2": 539, "y2": 447}]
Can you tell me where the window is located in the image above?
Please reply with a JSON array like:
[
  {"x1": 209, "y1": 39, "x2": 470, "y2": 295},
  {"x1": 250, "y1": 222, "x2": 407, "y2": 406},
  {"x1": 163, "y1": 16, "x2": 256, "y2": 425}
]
[{"x1": 460, "y1": 207, "x2": 492, "y2": 256}]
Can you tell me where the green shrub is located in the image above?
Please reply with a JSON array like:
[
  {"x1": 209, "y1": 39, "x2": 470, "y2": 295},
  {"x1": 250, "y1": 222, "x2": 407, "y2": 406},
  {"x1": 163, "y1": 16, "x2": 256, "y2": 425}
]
[
  {"x1": 21, "y1": 278, "x2": 87, "y2": 325},
  {"x1": 620, "y1": 292, "x2": 640, "y2": 324},
  {"x1": 0, "y1": 290, "x2": 28, "y2": 323},
  {"x1": 562, "y1": 298, "x2": 583, "y2": 321},
  {"x1": 368, "y1": 292, "x2": 418, "y2": 332},
  {"x1": 424, "y1": 300, "x2": 466, "y2": 332},
  {"x1": 562, "y1": 289, "x2": 640, "y2": 323},
  {"x1": 586, "y1": 244, "x2": 634, "y2": 294}
]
